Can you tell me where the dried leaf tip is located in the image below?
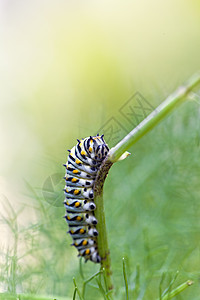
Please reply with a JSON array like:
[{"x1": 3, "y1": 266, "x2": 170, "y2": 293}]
[{"x1": 117, "y1": 151, "x2": 131, "y2": 161}]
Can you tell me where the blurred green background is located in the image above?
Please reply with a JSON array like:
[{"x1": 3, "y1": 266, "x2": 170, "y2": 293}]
[{"x1": 0, "y1": 0, "x2": 200, "y2": 299}]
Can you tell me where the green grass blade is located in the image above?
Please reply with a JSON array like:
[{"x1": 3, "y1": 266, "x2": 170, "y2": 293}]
[
  {"x1": 79, "y1": 258, "x2": 85, "y2": 281},
  {"x1": 73, "y1": 277, "x2": 84, "y2": 300},
  {"x1": 122, "y1": 258, "x2": 129, "y2": 300},
  {"x1": 95, "y1": 277, "x2": 108, "y2": 300},
  {"x1": 159, "y1": 272, "x2": 166, "y2": 300},
  {"x1": 81, "y1": 269, "x2": 102, "y2": 298},
  {"x1": 157, "y1": 280, "x2": 193, "y2": 300},
  {"x1": 73, "y1": 287, "x2": 77, "y2": 300},
  {"x1": 134, "y1": 264, "x2": 140, "y2": 299},
  {"x1": 161, "y1": 270, "x2": 179, "y2": 298}
]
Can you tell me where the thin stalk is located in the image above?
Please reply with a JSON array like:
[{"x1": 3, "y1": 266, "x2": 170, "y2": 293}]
[
  {"x1": 122, "y1": 258, "x2": 129, "y2": 300},
  {"x1": 134, "y1": 264, "x2": 140, "y2": 299},
  {"x1": 157, "y1": 280, "x2": 193, "y2": 300},
  {"x1": 73, "y1": 277, "x2": 83, "y2": 300},
  {"x1": 159, "y1": 272, "x2": 166, "y2": 300},
  {"x1": 95, "y1": 277, "x2": 109, "y2": 300},
  {"x1": 82, "y1": 270, "x2": 103, "y2": 298},
  {"x1": 109, "y1": 72, "x2": 200, "y2": 162},
  {"x1": 161, "y1": 270, "x2": 179, "y2": 298},
  {"x1": 94, "y1": 160, "x2": 113, "y2": 294}
]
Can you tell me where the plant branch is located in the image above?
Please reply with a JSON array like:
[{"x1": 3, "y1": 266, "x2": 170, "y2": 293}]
[
  {"x1": 94, "y1": 160, "x2": 113, "y2": 294},
  {"x1": 158, "y1": 280, "x2": 193, "y2": 300},
  {"x1": 108, "y1": 72, "x2": 200, "y2": 162}
]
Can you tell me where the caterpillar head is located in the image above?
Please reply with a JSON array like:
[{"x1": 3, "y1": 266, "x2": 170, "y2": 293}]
[{"x1": 87, "y1": 135, "x2": 109, "y2": 161}]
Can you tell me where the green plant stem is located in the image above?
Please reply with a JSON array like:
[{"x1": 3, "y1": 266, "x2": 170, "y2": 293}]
[
  {"x1": 122, "y1": 258, "x2": 129, "y2": 300},
  {"x1": 73, "y1": 277, "x2": 83, "y2": 300},
  {"x1": 94, "y1": 160, "x2": 114, "y2": 295},
  {"x1": 108, "y1": 72, "x2": 200, "y2": 163},
  {"x1": 158, "y1": 280, "x2": 193, "y2": 300},
  {"x1": 95, "y1": 193, "x2": 113, "y2": 296},
  {"x1": 82, "y1": 270, "x2": 103, "y2": 298}
]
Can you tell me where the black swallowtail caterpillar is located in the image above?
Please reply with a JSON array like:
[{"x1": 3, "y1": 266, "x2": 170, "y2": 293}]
[{"x1": 63, "y1": 134, "x2": 109, "y2": 263}]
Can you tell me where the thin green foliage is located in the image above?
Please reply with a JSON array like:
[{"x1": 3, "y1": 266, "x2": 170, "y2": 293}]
[
  {"x1": 0, "y1": 293, "x2": 70, "y2": 300},
  {"x1": 73, "y1": 278, "x2": 83, "y2": 300},
  {"x1": 161, "y1": 270, "x2": 179, "y2": 298},
  {"x1": 72, "y1": 261, "x2": 114, "y2": 300},
  {"x1": 134, "y1": 264, "x2": 140, "y2": 299},
  {"x1": 159, "y1": 272, "x2": 166, "y2": 300},
  {"x1": 79, "y1": 258, "x2": 85, "y2": 281},
  {"x1": 1, "y1": 74, "x2": 200, "y2": 299},
  {"x1": 122, "y1": 258, "x2": 129, "y2": 300},
  {"x1": 81, "y1": 270, "x2": 102, "y2": 298},
  {"x1": 73, "y1": 287, "x2": 77, "y2": 300},
  {"x1": 157, "y1": 270, "x2": 194, "y2": 300},
  {"x1": 0, "y1": 197, "x2": 23, "y2": 294},
  {"x1": 72, "y1": 270, "x2": 105, "y2": 300},
  {"x1": 157, "y1": 280, "x2": 193, "y2": 300},
  {"x1": 95, "y1": 277, "x2": 108, "y2": 300}
]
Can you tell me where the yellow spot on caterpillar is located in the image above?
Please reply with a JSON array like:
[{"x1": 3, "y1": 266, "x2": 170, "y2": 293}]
[
  {"x1": 81, "y1": 150, "x2": 86, "y2": 156},
  {"x1": 79, "y1": 142, "x2": 82, "y2": 147},
  {"x1": 90, "y1": 139, "x2": 93, "y2": 143},
  {"x1": 66, "y1": 189, "x2": 69, "y2": 193},
  {"x1": 74, "y1": 189, "x2": 80, "y2": 195},
  {"x1": 72, "y1": 178, "x2": 78, "y2": 183},
  {"x1": 75, "y1": 202, "x2": 80, "y2": 207},
  {"x1": 67, "y1": 216, "x2": 70, "y2": 220},
  {"x1": 82, "y1": 240, "x2": 87, "y2": 246},
  {"x1": 66, "y1": 201, "x2": 70, "y2": 205},
  {"x1": 89, "y1": 147, "x2": 92, "y2": 152},
  {"x1": 73, "y1": 169, "x2": 79, "y2": 174},
  {"x1": 85, "y1": 249, "x2": 90, "y2": 255},
  {"x1": 76, "y1": 216, "x2": 82, "y2": 221},
  {"x1": 79, "y1": 228, "x2": 84, "y2": 234},
  {"x1": 74, "y1": 242, "x2": 78, "y2": 246},
  {"x1": 70, "y1": 230, "x2": 74, "y2": 234},
  {"x1": 75, "y1": 159, "x2": 81, "y2": 164}
]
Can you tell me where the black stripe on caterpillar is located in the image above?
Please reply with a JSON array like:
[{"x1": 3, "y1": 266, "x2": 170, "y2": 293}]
[{"x1": 63, "y1": 134, "x2": 109, "y2": 263}]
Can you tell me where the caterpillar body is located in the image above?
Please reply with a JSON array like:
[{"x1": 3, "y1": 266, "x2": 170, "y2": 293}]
[{"x1": 63, "y1": 135, "x2": 109, "y2": 263}]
